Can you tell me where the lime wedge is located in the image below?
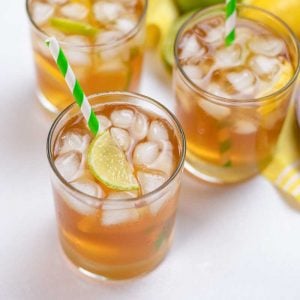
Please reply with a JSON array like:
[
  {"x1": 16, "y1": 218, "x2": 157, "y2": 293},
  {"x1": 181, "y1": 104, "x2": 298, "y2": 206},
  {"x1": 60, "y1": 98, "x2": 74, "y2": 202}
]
[
  {"x1": 50, "y1": 17, "x2": 99, "y2": 36},
  {"x1": 88, "y1": 131, "x2": 139, "y2": 191}
]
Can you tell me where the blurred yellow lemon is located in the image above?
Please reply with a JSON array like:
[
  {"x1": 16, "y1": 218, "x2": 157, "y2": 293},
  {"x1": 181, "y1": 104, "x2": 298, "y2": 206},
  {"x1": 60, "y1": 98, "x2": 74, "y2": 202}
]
[
  {"x1": 146, "y1": 0, "x2": 179, "y2": 48},
  {"x1": 244, "y1": 0, "x2": 300, "y2": 38}
]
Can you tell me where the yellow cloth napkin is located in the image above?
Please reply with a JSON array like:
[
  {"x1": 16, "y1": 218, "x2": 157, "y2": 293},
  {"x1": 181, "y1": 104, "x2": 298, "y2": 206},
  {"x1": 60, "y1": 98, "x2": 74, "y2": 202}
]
[{"x1": 263, "y1": 97, "x2": 300, "y2": 202}]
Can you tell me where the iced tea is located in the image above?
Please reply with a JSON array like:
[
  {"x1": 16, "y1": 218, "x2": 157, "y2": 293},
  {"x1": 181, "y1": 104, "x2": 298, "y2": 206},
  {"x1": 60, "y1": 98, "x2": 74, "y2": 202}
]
[
  {"x1": 47, "y1": 92, "x2": 185, "y2": 280},
  {"x1": 26, "y1": 0, "x2": 147, "y2": 112},
  {"x1": 174, "y1": 5, "x2": 299, "y2": 183}
]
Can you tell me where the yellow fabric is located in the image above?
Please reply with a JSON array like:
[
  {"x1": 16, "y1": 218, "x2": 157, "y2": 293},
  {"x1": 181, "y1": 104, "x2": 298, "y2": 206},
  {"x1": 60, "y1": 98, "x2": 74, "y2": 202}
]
[{"x1": 263, "y1": 101, "x2": 300, "y2": 202}]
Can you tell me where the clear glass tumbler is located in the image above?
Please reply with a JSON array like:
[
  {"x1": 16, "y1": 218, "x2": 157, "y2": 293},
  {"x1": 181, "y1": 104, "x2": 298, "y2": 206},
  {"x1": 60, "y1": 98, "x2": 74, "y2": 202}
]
[
  {"x1": 173, "y1": 4, "x2": 300, "y2": 184},
  {"x1": 47, "y1": 92, "x2": 186, "y2": 280},
  {"x1": 26, "y1": 0, "x2": 147, "y2": 113}
]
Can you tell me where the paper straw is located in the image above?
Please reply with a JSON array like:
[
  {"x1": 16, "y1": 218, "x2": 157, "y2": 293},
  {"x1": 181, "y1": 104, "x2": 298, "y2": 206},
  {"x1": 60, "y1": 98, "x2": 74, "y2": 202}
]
[
  {"x1": 45, "y1": 37, "x2": 99, "y2": 135},
  {"x1": 225, "y1": 0, "x2": 236, "y2": 46}
]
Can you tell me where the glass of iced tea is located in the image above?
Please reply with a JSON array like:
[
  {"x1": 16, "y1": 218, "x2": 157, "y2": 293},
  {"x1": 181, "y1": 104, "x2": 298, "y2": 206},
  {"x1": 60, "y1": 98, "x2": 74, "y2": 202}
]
[
  {"x1": 47, "y1": 92, "x2": 185, "y2": 280},
  {"x1": 174, "y1": 4, "x2": 300, "y2": 184},
  {"x1": 26, "y1": 0, "x2": 147, "y2": 113}
]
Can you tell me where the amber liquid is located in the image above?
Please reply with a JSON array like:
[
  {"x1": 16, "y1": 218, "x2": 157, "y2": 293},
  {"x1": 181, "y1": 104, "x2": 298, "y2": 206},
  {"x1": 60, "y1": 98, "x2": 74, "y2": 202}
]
[
  {"x1": 54, "y1": 188, "x2": 179, "y2": 279},
  {"x1": 52, "y1": 103, "x2": 181, "y2": 279},
  {"x1": 175, "y1": 77, "x2": 291, "y2": 182}
]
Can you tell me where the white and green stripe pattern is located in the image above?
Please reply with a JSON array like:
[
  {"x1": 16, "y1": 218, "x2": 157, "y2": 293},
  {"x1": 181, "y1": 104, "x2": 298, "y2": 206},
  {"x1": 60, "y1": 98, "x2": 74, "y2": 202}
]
[
  {"x1": 45, "y1": 37, "x2": 99, "y2": 135},
  {"x1": 225, "y1": 0, "x2": 236, "y2": 46}
]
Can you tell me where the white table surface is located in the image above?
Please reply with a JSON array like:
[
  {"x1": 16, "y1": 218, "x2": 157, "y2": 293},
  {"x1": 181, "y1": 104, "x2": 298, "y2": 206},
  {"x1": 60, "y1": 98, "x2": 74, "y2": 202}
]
[{"x1": 1, "y1": 2, "x2": 300, "y2": 300}]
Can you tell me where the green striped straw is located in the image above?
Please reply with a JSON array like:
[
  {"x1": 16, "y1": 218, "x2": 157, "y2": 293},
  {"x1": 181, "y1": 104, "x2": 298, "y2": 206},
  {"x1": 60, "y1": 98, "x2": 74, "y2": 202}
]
[
  {"x1": 225, "y1": 0, "x2": 236, "y2": 46},
  {"x1": 45, "y1": 37, "x2": 99, "y2": 135},
  {"x1": 221, "y1": 0, "x2": 236, "y2": 167}
]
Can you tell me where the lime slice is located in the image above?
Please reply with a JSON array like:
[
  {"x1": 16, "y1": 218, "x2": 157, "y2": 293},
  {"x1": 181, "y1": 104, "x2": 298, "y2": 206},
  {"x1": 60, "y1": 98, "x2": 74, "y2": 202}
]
[
  {"x1": 258, "y1": 61, "x2": 294, "y2": 116},
  {"x1": 88, "y1": 131, "x2": 139, "y2": 191},
  {"x1": 50, "y1": 17, "x2": 99, "y2": 36}
]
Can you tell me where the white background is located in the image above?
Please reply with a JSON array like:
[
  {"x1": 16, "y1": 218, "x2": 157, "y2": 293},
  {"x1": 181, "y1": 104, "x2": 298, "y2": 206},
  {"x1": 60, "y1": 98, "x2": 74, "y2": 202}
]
[{"x1": 1, "y1": 2, "x2": 300, "y2": 299}]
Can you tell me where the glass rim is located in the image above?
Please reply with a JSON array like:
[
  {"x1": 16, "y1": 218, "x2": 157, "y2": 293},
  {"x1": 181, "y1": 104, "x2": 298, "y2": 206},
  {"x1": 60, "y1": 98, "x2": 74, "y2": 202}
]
[
  {"x1": 174, "y1": 3, "x2": 300, "y2": 106},
  {"x1": 46, "y1": 91, "x2": 186, "y2": 205},
  {"x1": 26, "y1": 0, "x2": 148, "y2": 50}
]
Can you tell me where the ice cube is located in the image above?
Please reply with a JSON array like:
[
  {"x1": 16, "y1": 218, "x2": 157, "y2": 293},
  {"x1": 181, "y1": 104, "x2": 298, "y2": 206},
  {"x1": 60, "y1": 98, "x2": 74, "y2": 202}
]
[
  {"x1": 182, "y1": 65, "x2": 204, "y2": 86},
  {"x1": 62, "y1": 192, "x2": 99, "y2": 215},
  {"x1": 64, "y1": 35, "x2": 90, "y2": 46},
  {"x1": 179, "y1": 34, "x2": 206, "y2": 63},
  {"x1": 60, "y1": 180, "x2": 101, "y2": 215},
  {"x1": 248, "y1": 35, "x2": 285, "y2": 57},
  {"x1": 97, "y1": 115, "x2": 112, "y2": 133},
  {"x1": 138, "y1": 172, "x2": 174, "y2": 215},
  {"x1": 32, "y1": 2, "x2": 54, "y2": 25},
  {"x1": 97, "y1": 59, "x2": 127, "y2": 73},
  {"x1": 111, "y1": 109, "x2": 135, "y2": 129},
  {"x1": 96, "y1": 31, "x2": 122, "y2": 45},
  {"x1": 133, "y1": 142, "x2": 160, "y2": 165},
  {"x1": 149, "y1": 141, "x2": 174, "y2": 176},
  {"x1": 233, "y1": 120, "x2": 257, "y2": 135},
  {"x1": 58, "y1": 131, "x2": 90, "y2": 155},
  {"x1": 93, "y1": 1, "x2": 124, "y2": 23},
  {"x1": 100, "y1": 46, "x2": 128, "y2": 61},
  {"x1": 215, "y1": 44, "x2": 242, "y2": 68},
  {"x1": 137, "y1": 171, "x2": 167, "y2": 195},
  {"x1": 114, "y1": 17, "x2": 137, "y2": 35},
  {"x1": 203, "y1": 25, "x2": 224, "y2": 44},
  {"x1": 197, "y1": 17, "x2": 225, "y2": 44},
  {"x1": 101, "y1": 202, "x2": 139, "y2": 226},
  {"x1": 96, "y1": 31, "x2": 128, "y2": 60},
  {"x1": 55, "y1": 151, "x2": 82, "y2": 182},
  {"x1": 235, "y1": 27, "x2": 253, "y2": 44},
  {"x1": 48, "y1": 0, "x2": 68, "y2": 4},
  {"x1": 119, "y1": 0, "x2": 138, "y2": 7},
  {"x1": 130, "y1": 112, "x2": 149, "y2": 141},
  {"x1": 71, "y1": 179, "x2": 104, "y2": 198},
  {"x1": 227, "y1": 69, "x2": 256, "y2": 95},
  {"x1": 64, "y1": 36, "x2": 91, "y2": 66},
  {"x1": 207, "y1": 81, "x2": 229, "y2": 98},
  {"x1": 106, "y1": 191, "x2": 138, "y2": 199},
  {"x1": 60, "y1": 3, "x2": 88, "y2": 20},
  {"x1": 250, "y1": 55, "x2": 280, "y2": 79},
  {"x1": 147, "y1": 120, "x2": 169, "y2": 142},
  {"x1": 198, "y1": 97, "x2": 231, "y2": 120},
  {"x1": 43, "y1": 26, "x2": 66, "y2": 41},
  {"x1": 110, "y1": 127, "x2": 131, "y2": 151}
]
